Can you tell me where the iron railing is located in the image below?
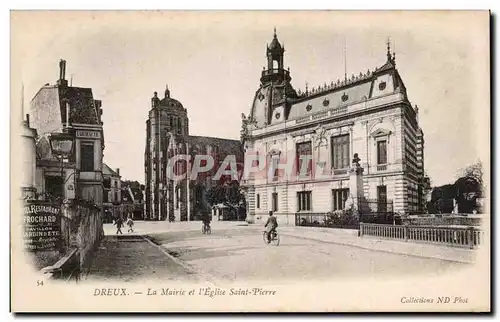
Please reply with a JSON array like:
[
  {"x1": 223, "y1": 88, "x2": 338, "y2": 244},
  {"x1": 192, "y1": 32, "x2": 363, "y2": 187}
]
[{"x1": 359, "y1": 223, "x2": 485, "y2": 249}]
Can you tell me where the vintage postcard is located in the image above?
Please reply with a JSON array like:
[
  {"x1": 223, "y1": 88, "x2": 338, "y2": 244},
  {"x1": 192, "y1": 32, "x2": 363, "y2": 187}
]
[{"x1": 10, "y1": 10, "x2": 491, "y2": 312}]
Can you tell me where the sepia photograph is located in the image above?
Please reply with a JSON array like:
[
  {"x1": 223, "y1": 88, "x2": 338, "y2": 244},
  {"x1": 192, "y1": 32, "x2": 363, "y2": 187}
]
[{"x1": 10, "y1": 10, "x2": 491, "y2": 312}]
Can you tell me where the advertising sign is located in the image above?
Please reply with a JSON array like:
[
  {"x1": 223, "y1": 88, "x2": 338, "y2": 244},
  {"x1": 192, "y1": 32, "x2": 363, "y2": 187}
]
[{"x1": 23, "y1": 203, "x2": 62, "y2": 252}]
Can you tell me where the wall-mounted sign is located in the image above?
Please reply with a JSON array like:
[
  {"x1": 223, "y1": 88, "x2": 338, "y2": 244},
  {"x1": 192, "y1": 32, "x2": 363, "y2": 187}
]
[
  {"x1": 76, "y1": 130, "x2": 101, "y2": 139},
  {"x1": 23, "y1": 203, "x2": 62, "y2": 252}
]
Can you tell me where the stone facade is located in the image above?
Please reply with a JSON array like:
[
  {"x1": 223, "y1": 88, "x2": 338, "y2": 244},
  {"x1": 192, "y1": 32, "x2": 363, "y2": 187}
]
[
  {"x1": 242, "y1": 32, "x2": 425, "y2": 225},
  {"x1": 144, "y1": 87, "x2": 243, "y2": 221}
]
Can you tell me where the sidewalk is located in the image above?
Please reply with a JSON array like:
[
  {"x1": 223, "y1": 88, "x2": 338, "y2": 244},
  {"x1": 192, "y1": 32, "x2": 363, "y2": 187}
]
[
  {"x1": 277, "y1": 226, "x2": 478, "y2": 264},
  {"x1": 84, "y1": 234, "x2": 201, "y2": 283}
]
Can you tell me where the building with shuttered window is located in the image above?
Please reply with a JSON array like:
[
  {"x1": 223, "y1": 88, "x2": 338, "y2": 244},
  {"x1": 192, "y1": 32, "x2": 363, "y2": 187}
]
[{"x1": 241, "y1": 31, "x2": 425, "y2": 225}]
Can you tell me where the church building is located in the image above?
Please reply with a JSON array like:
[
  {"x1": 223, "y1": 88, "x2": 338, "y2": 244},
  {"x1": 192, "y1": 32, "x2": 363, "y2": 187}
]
[
  {"x1": 241, "y1": 30, "x2": 425, "y2": 225},
  {"x1": 144, "y1": 86, "x2": 243, "y2": 221}
]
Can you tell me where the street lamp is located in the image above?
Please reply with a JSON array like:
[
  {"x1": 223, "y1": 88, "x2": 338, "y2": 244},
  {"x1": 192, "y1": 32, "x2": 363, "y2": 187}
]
[{"x1": 48, "y1": 130, "x2": 75, "y2": 199}]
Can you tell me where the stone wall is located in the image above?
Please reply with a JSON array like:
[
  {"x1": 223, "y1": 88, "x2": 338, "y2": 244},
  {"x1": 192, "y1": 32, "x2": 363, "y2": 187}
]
[
  {"x1": 61, "y1": 199, "x2": 104, "y2": 272},
  {"x1": 28, "y1": 199, "x2": 104, "y2": 279}
]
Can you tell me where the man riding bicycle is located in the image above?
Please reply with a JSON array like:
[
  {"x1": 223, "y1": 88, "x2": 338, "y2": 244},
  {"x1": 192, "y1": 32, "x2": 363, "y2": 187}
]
[{"x1": 264, "y1": 210, "x2": 278, "y2": 243}]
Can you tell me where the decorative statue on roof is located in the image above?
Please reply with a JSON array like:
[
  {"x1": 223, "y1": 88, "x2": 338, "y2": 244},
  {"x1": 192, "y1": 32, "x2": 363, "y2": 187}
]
[{"x1": 240, "y1": 113, "x2": 249, "y2": 145}]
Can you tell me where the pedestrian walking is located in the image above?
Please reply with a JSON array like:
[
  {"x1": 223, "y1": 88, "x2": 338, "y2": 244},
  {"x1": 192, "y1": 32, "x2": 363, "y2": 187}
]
[
  {"x1": 126, "y1": 214, "x2": 134, "y2": 233},
  {"x1": 114, "y1": 217, "x2": 124, "y2": 234}
]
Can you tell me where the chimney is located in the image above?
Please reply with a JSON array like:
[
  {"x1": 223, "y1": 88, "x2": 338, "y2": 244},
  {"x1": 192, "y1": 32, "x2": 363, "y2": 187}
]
[
  {"x1": 116, "y1": 168, "x2": 120, "y2": 176},
  {"x1": 25, "y1": 114, "x2": 30, "y2": 127},
  {"x1": 57, "y1": 59, "x2": 68, "y2": 87}
]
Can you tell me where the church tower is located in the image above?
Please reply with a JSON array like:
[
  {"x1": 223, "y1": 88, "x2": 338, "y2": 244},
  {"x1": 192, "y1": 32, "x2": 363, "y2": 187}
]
[{"x1": 145, "y1": 85, "x2": 189, "y2": 221}]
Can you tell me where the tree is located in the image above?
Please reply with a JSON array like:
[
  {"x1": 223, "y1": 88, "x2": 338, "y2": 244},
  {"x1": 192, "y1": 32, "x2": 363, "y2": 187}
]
[
  {"x1": 454, "y1": 160, "x2": 484, "y2": 213},
  {"x1": 205, "y1": 181, "x2": 244, "y2": 207},
  {"x1": 458, "y1": 160, "x2": 484, "y2": 197},
  {"x1": 427, "y1": 161, "x2": 485, "y2": 214},
  {"x1": 121, "y1": 180, "x2": 142, "y2": 189},
  {"x1": 429, "y1": 184, "x2": 456, "y2": 213}
]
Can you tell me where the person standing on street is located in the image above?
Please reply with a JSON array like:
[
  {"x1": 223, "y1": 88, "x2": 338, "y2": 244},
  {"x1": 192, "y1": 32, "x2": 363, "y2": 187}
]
[
  {"x1": 126, "y1": 213, "x2": 134, "y2": 233},
  {"x1": 114, "y1": 216, "x2": 124, "y2": 234}
]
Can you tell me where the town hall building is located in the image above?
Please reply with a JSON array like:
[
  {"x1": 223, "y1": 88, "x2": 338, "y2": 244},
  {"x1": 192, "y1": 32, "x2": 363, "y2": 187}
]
[{"x1": 241, "y1": 30, "x2": 426, "y2": 225}]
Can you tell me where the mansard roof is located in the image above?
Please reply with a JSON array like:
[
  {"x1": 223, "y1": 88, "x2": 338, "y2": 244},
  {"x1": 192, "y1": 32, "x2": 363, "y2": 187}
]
[{"x1": 283, "y1": 59, "x2": 406, "y2": 122}]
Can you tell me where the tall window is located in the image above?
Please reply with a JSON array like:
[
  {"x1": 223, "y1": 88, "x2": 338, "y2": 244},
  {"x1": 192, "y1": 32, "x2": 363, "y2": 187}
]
[
  {"x1": 296, "y1": 141, "x2": 312, "y2": 176},
  {"x1": 377, "y1": 185, "x2": 387, "y2": 213},
  {"x1": 256, "y1": 194, "x2": 260, "y2": 208},
  {"x1": 80, "y1": 142, "x2": 94, "y2": 171},
  {"x1": 297, "y1": 191, "x2": 312, "y2": 211},
  {"x1": 272, "y1": 192, "x2": 278, "y2": 212},
  {"x1": 332, "y1": 188, "x2": 349, "y2": 211},
  {"x1": 270, "y1": 155, "x2": 280, "y2": 181},
  {"x1": 169, "y1": 116, "x2": 173, "y2": 129},
  {"x1": 177, "y1": 118, "x2": 182, "y2": 134},
  {"x1": 377, "y1": 140, "x2": 387, "y2": 164},
  {"x1": 331, "y1": 134, "x2": 350, "y2": 169}
]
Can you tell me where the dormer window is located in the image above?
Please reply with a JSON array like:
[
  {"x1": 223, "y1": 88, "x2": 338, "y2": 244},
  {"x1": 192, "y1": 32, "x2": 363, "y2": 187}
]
[
  {"x1": 379, "y1": 82, "x2": 387, "y2": 90},
  {"x1": 306, "y1": 104, "x2": 312, "y2": 112},
  {"x1": 341, "y1": 93, "x2": 348, "y2": 102},
  {"x1": 323, "y1": 98, "x2": 330, "y2": 107}
]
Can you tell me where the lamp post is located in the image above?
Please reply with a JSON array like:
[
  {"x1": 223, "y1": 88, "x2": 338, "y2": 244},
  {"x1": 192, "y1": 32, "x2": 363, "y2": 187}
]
[{"x1": 48, "y1": 130, "x2": 75, "y2": 200}]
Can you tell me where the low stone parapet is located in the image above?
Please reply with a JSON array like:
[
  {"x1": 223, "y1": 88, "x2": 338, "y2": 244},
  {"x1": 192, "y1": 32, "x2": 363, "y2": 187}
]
[{"x1": 24, "y1": 199, "x2": 104, "y2": 281}]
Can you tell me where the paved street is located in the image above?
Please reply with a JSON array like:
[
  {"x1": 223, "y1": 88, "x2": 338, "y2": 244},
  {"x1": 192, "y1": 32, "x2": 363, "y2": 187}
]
[
  {"x1": 83, "y1": 221, "x2": 471, "y2": 284},
  {"x1": 84, "y1": 234, "x2": 201, "y2": 283}
]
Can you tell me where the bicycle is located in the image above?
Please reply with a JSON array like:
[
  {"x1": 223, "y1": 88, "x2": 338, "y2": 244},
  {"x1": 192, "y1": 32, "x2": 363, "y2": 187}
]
[
  {"x1": 202, "y1": 223, "x2": 211, "y2": 235},
  {"x1": 262, "y1": 230, "x2": 280, "y2": 246}
]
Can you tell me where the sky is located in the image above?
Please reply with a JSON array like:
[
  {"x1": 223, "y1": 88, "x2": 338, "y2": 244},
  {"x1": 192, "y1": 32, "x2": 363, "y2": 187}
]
[{"x1": 11, "y1": 11, "x2": 490, "y2": 187}]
